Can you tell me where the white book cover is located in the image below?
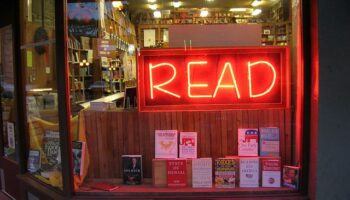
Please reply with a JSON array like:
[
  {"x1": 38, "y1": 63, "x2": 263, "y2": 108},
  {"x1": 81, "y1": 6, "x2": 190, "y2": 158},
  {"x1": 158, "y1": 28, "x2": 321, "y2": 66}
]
[
  {"x1": 179, "y1": 132, "x2": 197, "y2": 158},
  {"x1": 155, "y1": 130, "x2": 178, "y2": 158},
  {"x1": 7, "y1": 122, "x2": 15, "y2": 149},
  {"x1": 192, "y1": 158, "x2": 212, "y2": 188},
  {"x1": 262, "y1": 159, "x2": 281, "y2": 187},
  {"x1": 239, "y1": 157, "x2": 259, "y2": 187},
  {"x1": 238, "y1": 128, "x2": 258, "y2": 156}
]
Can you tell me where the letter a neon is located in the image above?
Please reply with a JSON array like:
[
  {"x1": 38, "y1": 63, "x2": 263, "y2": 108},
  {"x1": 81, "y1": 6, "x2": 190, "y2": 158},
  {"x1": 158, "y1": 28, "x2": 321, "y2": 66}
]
[
  {"x1": 213, "y1": 62, "x2": 241, "y2": 98},
  {"x1": 248, "y1": 61, "x2": 277, "y2": 98},
  {"x1": 149, "y1": 63, "x2": 180, "y2": 99}
]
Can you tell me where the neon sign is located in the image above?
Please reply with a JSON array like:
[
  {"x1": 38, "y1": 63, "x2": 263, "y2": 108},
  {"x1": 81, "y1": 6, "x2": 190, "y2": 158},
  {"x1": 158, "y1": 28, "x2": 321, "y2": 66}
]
[{"x1": 138, "y1": 47, "x2": 289, "y2": 111}]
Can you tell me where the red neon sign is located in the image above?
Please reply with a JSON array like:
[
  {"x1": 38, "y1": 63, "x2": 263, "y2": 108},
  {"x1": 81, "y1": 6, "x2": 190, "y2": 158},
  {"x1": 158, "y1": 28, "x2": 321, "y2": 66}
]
[{"x1": 138, "y1": 47, "x2": 289, "y2": 111}]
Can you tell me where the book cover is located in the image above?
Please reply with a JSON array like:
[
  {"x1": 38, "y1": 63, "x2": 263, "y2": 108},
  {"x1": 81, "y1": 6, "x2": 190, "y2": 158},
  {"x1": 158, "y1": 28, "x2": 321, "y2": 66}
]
[
  {"x1": 192, "y1": 158, "x2": 212, "y2": 188},
  {"x1": 179, "y1": 132, "x2": 197, "y2": 159},
  {"x1": 43, "y1": 130, "x2": 60, "y2": 166},
  {"x1": 167, "y1": 159, "x2": 187, "y2": 187},
  {"x1": 72, "y1": 141, "x2": 86, "y2": 176},
  {"x1": 92, "y1": 183, "x2": 119, "y2": 191},
  {"x1": 261, "y1": 158, "x2": 281, "y2": 187},
  {"x1": 7, "y1": 122, "x2": 15, "y2": 149},
  {"x1": 155, "y1": 130, "x2": 178, "y2": 158},
  {"x1": 152, "y1": 159, "x2": 167, "y2": 187},
  {"x1": 283, "y1": 165, "x2": 299, "y2": 189},
  {"x1": 215, "y1": 158, "x2": 237, "y2": 188},
  {"x1": 238, "y1": 128, "x2": 259, "y2": 156},
  {"x1": 27, "y1": 150, "x2": 41, "y2": 173},
  {"x1": 260, "y1": 127, "x2": 280, "y2": 156},
  {"x1": 239, "y1": 157, "x2": 259, "y2": 187},
  {"x1": 122, "y1": 155, "x2": 142, "y2": 185}
]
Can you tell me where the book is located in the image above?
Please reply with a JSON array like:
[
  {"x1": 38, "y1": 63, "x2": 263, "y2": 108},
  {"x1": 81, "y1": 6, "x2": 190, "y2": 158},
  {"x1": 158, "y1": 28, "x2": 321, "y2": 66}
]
[
  {"x1": 155, "y1": 130, "x2": 178, "y2": 158},
  {"x1": 43, "y1": 130, "x2": 60, "y2": 166},
  {"x1": 153, "y1": 158, "x2": 192, "y2": 187},
  {"x1": 215, "y1": 158, "x2": 237, "y2": 188},
  {"x1": 72, "y1": 141, "x2": 86, "y2": 176},
  {"x1": 239, "y1": 157, "x2": 259, "y2": 187},
  {"x1": 261, "y1": 158, "x2": 281, "y2": 187},
  {"x1": 7, "y1": 122, "x2": 15, "y2": 149},
  {"x1": 238, "y1": 128, "x2": 259, "y2": 156},
  {"x1": 122, "y1": 155, "x2": 142, "y2": 185},
  {"x1": 27, "y1": 150, "x2": 41, "y2": 173},
  {"x1": 167, "y1": 159, "x2": 187, "y2": 187},
  {"x1": 92, "y1": 183, "x2": 119, "y2": 191},
  {"x1": 259, "y1": 127, "x2": 280, "y2": 156},
  {"x1": 192, "y1": 158, "x2": 212, "y2": 188},
  {"x1": 282, "y1": 165, "x2": 299, "y2": 189},
  {"x1": 179, "y1": 132, "x2": 197, "y2": 158}
]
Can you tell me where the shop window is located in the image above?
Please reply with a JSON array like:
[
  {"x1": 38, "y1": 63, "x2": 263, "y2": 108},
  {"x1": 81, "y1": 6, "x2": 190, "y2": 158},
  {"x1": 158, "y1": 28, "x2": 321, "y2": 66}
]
[
  {"x1": 66, "y1": 0, "x2": 304, "y2": 196},
  {"x1": 20, "y1": 0, "x2": 63, "y2": 190},
  {"x1": 0, "y1": 26, "x2": 19, "y2": 161}
]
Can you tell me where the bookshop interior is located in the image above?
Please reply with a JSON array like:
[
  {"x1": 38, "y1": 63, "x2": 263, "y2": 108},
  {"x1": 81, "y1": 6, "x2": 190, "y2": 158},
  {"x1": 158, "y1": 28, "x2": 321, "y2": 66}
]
[{"x1": 1, "y1": 0, "x2": 309, "y2": 198}]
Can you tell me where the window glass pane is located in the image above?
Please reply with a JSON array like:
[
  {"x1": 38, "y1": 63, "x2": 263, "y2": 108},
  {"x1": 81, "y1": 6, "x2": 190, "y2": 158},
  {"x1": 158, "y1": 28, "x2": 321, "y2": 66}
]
[
  {"x1": 67, "y1": 0, "x2": 303, "y2": 194},
  {"x1": 0, "y1": 26, "x2": 19, "y2": 161},
  {"x1": 20, "y1": 0, "x2": 63, "y2": 190}
]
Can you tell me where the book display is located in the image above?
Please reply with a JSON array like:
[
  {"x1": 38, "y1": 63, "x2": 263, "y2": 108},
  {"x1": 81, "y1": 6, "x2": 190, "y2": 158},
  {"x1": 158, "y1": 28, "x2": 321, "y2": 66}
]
[
  {"x1": 239, "y1": 157, "x2": 259, "y2": 187},
  {"x1": 260, "y1": 127, "x2": 280, "y2": 156},
  {"x1": 13, "y1": 0, "x2": 310, "y2": 198},
  {"x1": 72, "y1": 141, "x2": 86, "y2": 176},
  {"x1": 122, "y1": 155, "x2": 143, "y2": 185},
  {"x1": 155, "y1": 130, "x2": 178, "y2": 158},
  {"x1": 167, "y1": 159, "x2": 187, "y2": 187},
  {"x1": 192, "y1": 158, "x2": 212, "y2": 188},
  {"x1": 215, "y1": 158, "x2": 237, "y2": 188},
  {"x1": 283, "y1": 165, "x2": 300, "y2": 189},
  {"x1": 261, "y1": 158, "x2": 281, "y2": 187},
  {"x1": 238, "y1": 128, "x2": 259, "y2": 156},
  {"x1": 179, "y1": 132, "x2": 197, "y2": 159}
]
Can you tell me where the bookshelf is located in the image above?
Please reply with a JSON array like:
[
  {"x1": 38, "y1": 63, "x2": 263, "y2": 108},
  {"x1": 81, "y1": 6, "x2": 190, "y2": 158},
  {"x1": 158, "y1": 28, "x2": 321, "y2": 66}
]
[{"x1": 261, "y1": 22, "x2": 291, "y2": 46}]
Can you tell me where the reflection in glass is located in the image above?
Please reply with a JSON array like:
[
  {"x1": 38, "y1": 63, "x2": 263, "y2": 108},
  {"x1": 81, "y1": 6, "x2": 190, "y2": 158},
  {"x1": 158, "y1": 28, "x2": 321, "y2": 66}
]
[{"x1": 20, "y1": 0, "x2": 63, "y2": 190}]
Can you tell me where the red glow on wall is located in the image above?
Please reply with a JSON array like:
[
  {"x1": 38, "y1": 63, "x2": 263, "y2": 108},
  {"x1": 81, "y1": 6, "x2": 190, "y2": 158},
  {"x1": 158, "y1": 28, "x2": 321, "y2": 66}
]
[{"x1": 138, "y1": 47, "x2": 289, "y2": 111}]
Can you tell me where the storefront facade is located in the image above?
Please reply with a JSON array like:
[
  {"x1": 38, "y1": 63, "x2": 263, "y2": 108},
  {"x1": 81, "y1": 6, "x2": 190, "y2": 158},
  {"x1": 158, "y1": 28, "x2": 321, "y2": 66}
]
[{"x1": 2, "y1": 0, "x2": 350, "y2": 200}]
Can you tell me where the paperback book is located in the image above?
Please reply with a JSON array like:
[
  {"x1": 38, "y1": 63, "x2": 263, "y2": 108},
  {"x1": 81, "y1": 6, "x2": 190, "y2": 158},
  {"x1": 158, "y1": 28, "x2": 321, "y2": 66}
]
[
  {"x1": 179, "y1": 132, "x2": 197, "y2": 158},
  {"x1": 92, "y1": 183, "x2": 119, "y2": 191},
  {"x1": 27, "y1": 150, "x2": 41, "y2": 173},
  {"x1": 261, "y1": 158, "x2": 281, "y2": 187},
  {"x1": 239, "y1": 157, "x2": 259, "y2": 187},
  {"x1": 72, "y1": 141, "x2": 86, "y2": 176},
  {"x1": 192, "y1": 158, "x2": 212, "y2": 188},
  {"x1": 122, "y1": 155, "x2": 142, "y2": 185},
  {"x1": 43, "y1": 130, "x2": 60, "y2": 167},
  {"x1": 283, "y1": 165, "x2": 299, "y2": 189},
  {"x1": 238, "y1": 128, "x2": 259, "y2": 156},
  {"x1": 260, "y1": 127, "x2": 280, "y2": 156},
  {"x1": 215, "y1": 158, "x2": 237, "y2": 188},
  {"x1": 167, "y1": 159, "x2": 187, "y2": 187},
  {"x1": 155, "y1": 130, "x2": 178, "y2": 158},
  {"x1": 7, "y1": 122, "x2": 15, "y2": 149}
]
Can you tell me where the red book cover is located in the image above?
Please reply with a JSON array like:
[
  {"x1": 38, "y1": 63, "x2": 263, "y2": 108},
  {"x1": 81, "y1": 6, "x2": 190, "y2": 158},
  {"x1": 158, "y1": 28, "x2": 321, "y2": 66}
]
[
  {"x1": 92, "y1": 183, "x2": 119, "y2": 191},
  {"x1": 167, "y1": 159, "x2": 187, "y2": 187}
]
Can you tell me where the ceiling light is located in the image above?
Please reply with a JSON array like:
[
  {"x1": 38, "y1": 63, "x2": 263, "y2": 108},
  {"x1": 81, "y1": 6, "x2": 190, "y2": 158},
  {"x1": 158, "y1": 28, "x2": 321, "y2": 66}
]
[
  {"x1": 153, "y1": 10, "x2": 161, "y2": 18},
  {"x1": 200, "y1": 10, "x2": 209, "y2": 17},
  {"x1": 149, "y1": 4, "x2": 157, "y2": 10},
  {"x1": 148, "y1": 0, "x2": 156, "y2": 3},
  {"x1": 112, "y1": 1, "x2": 123, "y2": 8},
  {"x1": 229, "y1": 8, "x2": 247, "y2": 12},
  {"x1": 252, "y1": 9, "x2": 262, "y2": 16},
  {"x1": 251, "y1": 0, "x2": 261, "y2": 7},
  {"x1": 172, "y1": 1, "x2": 181, "y2": 8}
]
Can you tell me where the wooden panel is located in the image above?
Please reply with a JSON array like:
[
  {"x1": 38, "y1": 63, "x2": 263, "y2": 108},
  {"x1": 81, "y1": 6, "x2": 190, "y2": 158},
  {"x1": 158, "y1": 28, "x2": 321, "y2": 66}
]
[{"x1": 83, "y1": 109, "x2": 292, "y2": 179}]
